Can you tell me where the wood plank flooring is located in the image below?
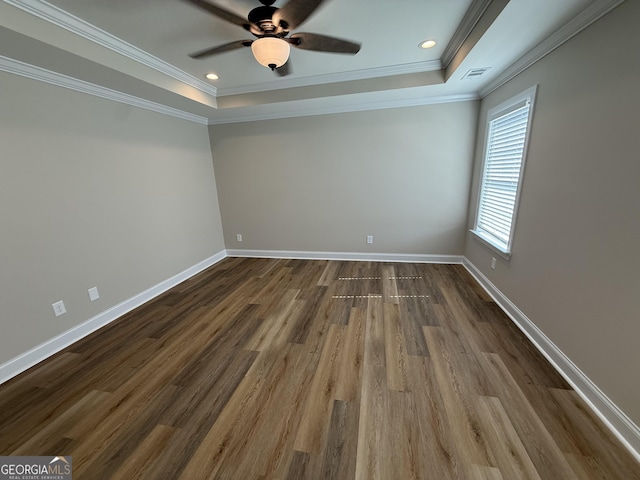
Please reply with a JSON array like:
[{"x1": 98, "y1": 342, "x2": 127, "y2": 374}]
[{"x1": 1, "y1": 258, "x2": 638, "y2": 479}]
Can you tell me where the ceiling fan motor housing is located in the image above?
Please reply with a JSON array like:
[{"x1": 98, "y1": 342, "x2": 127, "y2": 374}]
[{"x1": 248, "y1": 6, "x2": 283, "y2": 35}]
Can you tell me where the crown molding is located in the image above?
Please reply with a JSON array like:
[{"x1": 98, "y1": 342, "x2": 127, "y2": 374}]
[
  {"x1": 0, "y1": 55, "x2": 208, "y2": 124},
  {"x1": 2, "y1": 49, "x2": 473, "y2": 126},
  {"x1": 217, "y1": 60, "x2": 443, "y2": 97},
  {"x1": 5, "y1": 0, "x2": 445, "y2": 100},
  {"x1": 479, "y1": 0, "x2": 626, "y2": 97},
  {"x1": 3, "y1": 0, "x2": 218, "y2": 97},
  {"x1": 441, "y1": 0, "x2": 493, "y2": 69},
  {"x1": 208, "y1": 92, "x2": 479, "y2": 125}
]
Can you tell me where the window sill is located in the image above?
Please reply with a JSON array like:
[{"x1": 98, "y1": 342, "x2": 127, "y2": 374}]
[{"x1": 470, "y1": 229, "x2": 512, "y2": 260}]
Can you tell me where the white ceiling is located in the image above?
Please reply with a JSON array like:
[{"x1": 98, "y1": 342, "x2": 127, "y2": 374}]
[{"x1": 0, "y1": 0, "x2": 621, "y2": 124}]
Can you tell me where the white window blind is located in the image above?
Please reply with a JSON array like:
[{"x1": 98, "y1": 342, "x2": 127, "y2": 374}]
[{"x1": 473, "y1": 86, "x2": 536, "y2": 256}]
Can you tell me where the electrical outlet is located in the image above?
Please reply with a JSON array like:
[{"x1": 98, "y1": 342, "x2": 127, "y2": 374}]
[
  {"x1": 366, "y1": 235, "x2": 374, "y2": 244},
  {"x1": 491, "y1": 257, "x2": 496, "y2": 270},
  {"x1": 88, "y1": 287, "x2": 100, "y2": 301},
  {"x1": 52, "y1": 300, "x2": 66, "y2": 317},
  {"x1": 236, "y1": 234, "x2": 243, "y2": 242}
]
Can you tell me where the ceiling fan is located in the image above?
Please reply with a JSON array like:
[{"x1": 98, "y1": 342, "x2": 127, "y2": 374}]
[{"x1": 183, "y1": 0, "x2": 361, "y2": 75}]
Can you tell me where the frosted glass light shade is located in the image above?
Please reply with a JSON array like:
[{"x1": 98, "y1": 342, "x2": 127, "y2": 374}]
[{"x1": 251, "y1": 37, "x2": 290, "y2": 70}]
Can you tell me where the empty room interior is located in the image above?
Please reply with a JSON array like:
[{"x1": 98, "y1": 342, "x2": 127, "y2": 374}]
[{"x1": 1, "y1": 0, "x2": 639, "y2": 478}]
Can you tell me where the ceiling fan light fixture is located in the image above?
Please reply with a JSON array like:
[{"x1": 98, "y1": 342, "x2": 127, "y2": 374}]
[{"x1": 251, "y1": 37, "x2": 290, "y2": 70}]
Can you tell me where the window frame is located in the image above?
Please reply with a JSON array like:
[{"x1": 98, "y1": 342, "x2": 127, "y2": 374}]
[{"x1": 471, "y1": 85, "x2": 537, "y2": 259}]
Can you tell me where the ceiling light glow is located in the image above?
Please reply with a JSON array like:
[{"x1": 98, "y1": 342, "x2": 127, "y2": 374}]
[
  {"x1": 205, "y1": 73, "x2": 219, "y2": 80},
  {"x1": 251, "y1": 37, "x2": 290, "y2": 70},
  {"x1": 419, "y1": 40, "x2": 437, "y2": 49}
]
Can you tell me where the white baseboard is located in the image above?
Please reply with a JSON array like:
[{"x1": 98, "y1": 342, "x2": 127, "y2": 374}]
[
  {"x1": 226, "y1": 249, "x2": 463, "y2": 264},
  {"x1": 462, "y1": 257, "x2": 640, "y2": 463},
  {"x1": 0, "y1": 250, "x2": 227, "y2": 386},
  {"x1": 0, "y1": 249, "x2": 453, "y2": 385}
]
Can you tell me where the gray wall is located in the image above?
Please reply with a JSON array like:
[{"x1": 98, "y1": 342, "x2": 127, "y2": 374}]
[
  {"x1": 0, "y1": 72, "x2": 225, "y2": 365},
  {"x1": 465, "y1": 1, "x2": 640, "y2": 424},
  {"x1": 210, "y1": 102, "x2": 478, "y2": 255}
]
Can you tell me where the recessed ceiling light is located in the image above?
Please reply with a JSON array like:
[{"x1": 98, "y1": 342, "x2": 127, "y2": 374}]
[
  {"x1": 419, "y1": 40, "x2": 437, "y2": 49},
  {"x1": 205, "y1": 73, "x2": 219, "y2": 80}
]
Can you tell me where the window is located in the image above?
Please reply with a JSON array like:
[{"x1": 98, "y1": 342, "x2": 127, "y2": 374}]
[{"x1": 472, "y1": 85, "x2": 537, "y2": 257}]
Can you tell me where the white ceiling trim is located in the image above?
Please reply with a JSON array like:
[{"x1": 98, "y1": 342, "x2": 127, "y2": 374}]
[
  {"x1": 217, "y1": 60, "x2": 443, "y2": 96},
  {"x1": 441, "y1": 0, "x2": 493, "y2": 69},
  {"x1": 4, "y1": 0, "x2": 218, "y2": 97},
  {"x1": 0, "y1": 55, "x2": 209, "y2": 124},
  {"x1": 207, "y1": 92, "x2": 479, "y2": 125},
  {"x1": 479, "y1": 0, "x2": 627, "y2": 97},
  {"x1": 4, "y1": 0, "x2": 448, "y2": 99}
]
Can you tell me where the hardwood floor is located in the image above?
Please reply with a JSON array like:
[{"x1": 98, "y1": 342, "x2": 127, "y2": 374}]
[{"x1": 1, "y1": 258, "x2": 638, "y2": 479}]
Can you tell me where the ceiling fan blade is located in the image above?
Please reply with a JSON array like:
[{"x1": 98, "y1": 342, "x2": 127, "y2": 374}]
[
  {"x1": 273, "y1": 0, "x2": 325, "y2": 30},
  {"x1": 289, "y1": 33, "x2": 361, "y2": 54},
  {"x1": 182, "y1": 0, "x2": 252, "y2": 29},
  {"x1": 275, "y1": 61, "x2": 291, "y2": 76},
  {"x1": 189, "y1": 40, "x2": 252, "y2": 59}
]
